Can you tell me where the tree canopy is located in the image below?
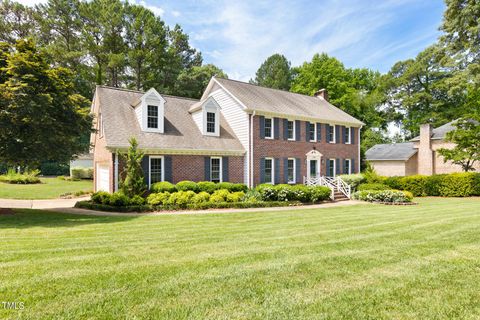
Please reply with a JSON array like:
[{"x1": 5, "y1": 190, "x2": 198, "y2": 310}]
[{"x1": 251, "y1": 54, "x2": 292, "y2": 90}]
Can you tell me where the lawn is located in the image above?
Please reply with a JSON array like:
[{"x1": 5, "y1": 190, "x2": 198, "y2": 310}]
[
  {"x1": 0, "y1": 177, "x2": 92, "y2": 199},
  {"x1": 1, "y1": 198, "x2": 480, "y2": 319}
]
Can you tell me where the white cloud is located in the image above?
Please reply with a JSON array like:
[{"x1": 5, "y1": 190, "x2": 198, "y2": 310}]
[
  {"x1": 137, "y1": 0, "x2": 164, "y2": 16},
  {"x1": 172, "y1": 10, "x2": 181, "y2": 17}
]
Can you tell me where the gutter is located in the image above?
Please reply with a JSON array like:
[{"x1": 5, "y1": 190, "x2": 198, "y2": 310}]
[{"x1": 250, "y1": 110, "x2": 256, "y2": 188}]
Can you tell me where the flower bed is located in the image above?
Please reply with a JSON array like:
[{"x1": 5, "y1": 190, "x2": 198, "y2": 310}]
[{"x1": 353, "y1": 190, "x2": 413, "y2": 204}]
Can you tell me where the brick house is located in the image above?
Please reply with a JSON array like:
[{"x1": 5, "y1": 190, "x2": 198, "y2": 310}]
[
  {"x1": 366, "y1": 121, "x2": 480, "y2": 176},
  {"x1": 91, "y1": 77, "x2": 363, "y2": 192}
]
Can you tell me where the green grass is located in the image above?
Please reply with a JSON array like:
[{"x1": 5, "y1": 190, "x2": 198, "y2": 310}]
[
  {"x1": 1, "y1": 198, "x2": 480, "y2": 319},
  {"x1": 0, "y1": 177, "x2": 92, "y2": 199}
]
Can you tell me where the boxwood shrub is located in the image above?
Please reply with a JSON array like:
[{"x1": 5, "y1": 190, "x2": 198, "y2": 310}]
[
  {"x1": 438, "y1": 173, "x2": 480, "y2": 197},
  {"x1": 353, "y1": 190, "x2": 413, "y2": 203},
  {"x1": 197, "y1": 181, "x2": 217, "y2": 194},
  {"x1": 151, "y1": 181, "x2": 176, "y2": 193},
  {"x1": 175, "y1": 180, "x2": 199, "y2": 192}
]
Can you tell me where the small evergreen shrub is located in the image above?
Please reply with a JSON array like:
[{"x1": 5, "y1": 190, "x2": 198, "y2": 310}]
[
  {"x1": 383, "y1": 176, "x2": 403, "y2": 190},
  {"x1": 309, "y1": 186, "x2": 332, "y2": 203},
  {"x1": 210, "y1": 189, "x2": 230, "y2": 203},
  {"x1": 256, "y1": 184, "x2": 330, "y2": 203},
  {"x1": 241, "y1": 189, "x2": 262, "y2": 203},
  {"x1": 217, "y1": 182, "x2": 248, "y2": 192},
  {"x1": 147, "y1": 192, "x2": 171, "y2": 206},
  {"x1": 166, "y1": 190, "x2": 196, "y2": 208},
  {"x1": 399, "y1": 175, "x2": 428, "y2": 196},
  {"x1": 353, "y1": 190, "x2": 413, "y2": 203},
  {"x1": 357, "y1": 183, "x2": 391, "y2": 191},
  {"x1": 338, "y1": 174, "x2": 366, "y2": 189},
  {"x1": 226, "y1": 191, "x2": 245, "y2": 202},
  {"x1": 192, "y1": 191, "x2": 211, "y2": 204},
  {"x1": 175, "y1": 180, "x2": 199, "y2": 192},
  {"x1": 197, "y1": 181, "x2": 218, "y2": 194},
  {"x1": 107, "y1": 192, "x2": 131, "y2": 206},
  {"x1": 91, "y1": 191, "x2": 111, "y2": 204},
  {"x1": 129, "y1": 195, "x2": 146, "y2": 206},
  {"x1": 424, "y1": 174, "x2": 447, "y2": 196},
  {"x1": 120, "y1": 138, "x2": 146, "y2": 197},
  {"x1": 151, "y1": 181, "x2": 176, "y2": 193},
  {"x1": 438, "y1": 173, "x2": 480, "y2": 197}
]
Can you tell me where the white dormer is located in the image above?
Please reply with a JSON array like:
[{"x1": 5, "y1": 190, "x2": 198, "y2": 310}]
[
  {"x1": 134, "y1": 88, "x2": 166, "y2": 133},
  {"x1": 191, "y1": 96, "x2": 221, "y2": 136}
]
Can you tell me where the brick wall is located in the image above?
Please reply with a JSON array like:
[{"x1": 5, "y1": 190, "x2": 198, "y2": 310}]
[{"x1": 252, "y1": 116, "x2": 359, "y2": 185}]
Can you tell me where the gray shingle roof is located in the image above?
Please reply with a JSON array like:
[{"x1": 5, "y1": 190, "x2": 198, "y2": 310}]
[
  {"x1": 210, "y1": 78, "x2": 364, "y2": 126},
  {"x1": 366, "y1": 142, "x2": 417, "y2": 161},
  {"x1": 97, "y1": 86, "x2": 244, "y2": 154},
  {"x1": 410, "y1": 121, "x2": 456, "y2": 141}
]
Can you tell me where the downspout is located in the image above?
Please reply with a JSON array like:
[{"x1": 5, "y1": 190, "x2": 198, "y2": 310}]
[
  {"x1": 114, "y1": 151, "x2": 119, "y2": 192},
  {"x1": 250, "y1": 110, "x2": 256, "y2": 188}
]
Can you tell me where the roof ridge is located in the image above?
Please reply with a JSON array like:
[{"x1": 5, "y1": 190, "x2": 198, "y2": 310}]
[{"x1": 98, "y1": 85, "x2": 199, "y2": 102}]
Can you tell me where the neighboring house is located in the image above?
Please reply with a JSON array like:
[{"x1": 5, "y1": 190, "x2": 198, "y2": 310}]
[
  {"x1": 69, "y1": 153, "x2": 93, "y2": 173},
  {"x1": 366, "y1": 121, "x2": 480, "y2": 176},
  {"x1": 91, "y1": 77, "x2": 363, "y2": 192}
]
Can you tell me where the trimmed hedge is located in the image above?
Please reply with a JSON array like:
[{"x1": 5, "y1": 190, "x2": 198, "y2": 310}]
[
  {"x1": 151, "y1": 181, "x2": 176, "y2": 193},
  {"x1": 146, "y1": 189, "x2": 246, "y2": 208},
  {"x1": 357, "y1": 183, "x2": 391, "y2": 191},
  {"x1": 256, "y1": 184, "x2": 331, "y2": 203},
  {"x1": 353, "y1": 190, "x2": 413, "y2": 203},
  {"x1": 382, "y1": 173, "x2": 480, "y2": 197},
  {"x1": 158, "y1": 180, "x2": 249, "y2": 194},
  {"x1": 338, "y1": 174, "x2": 366, "y2": 189}
]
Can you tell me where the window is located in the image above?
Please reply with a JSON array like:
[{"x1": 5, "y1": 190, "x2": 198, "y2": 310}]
[
  {"x1": 206, "y1": 112, "x2": 216, "y2": 133},
  {"x1": 264, "y1": 158, "x2": 274, "y2": 184},
  {"x1": 328, "y1": 125, "x2": 335, "y2": 143},
  {"x1": 210, "y1": 157, "x2": 222, "y2": 183},
  {"x1": 328, "y1": 159, "x2": 335, "y2": 177},
  {"x1": 309, "y1": 122, "x2": 316, "y2": 142},
  {"x1": 149, "y1": 157, "x2": 163, "y2": 187},
  {"x1": 345, "y1": 127, "x2": 351, "y2": 144},
  {"x1": 287, "y1": 120, "x2": 295, "y2": 140},
  {"x1": 287, "y1": 158, "x2": 295, "y2": 183},
  {"x1": 344, "y1": 159, "x2": 351, "y2": 174},
  {"x1": 264, "y1": 118, "x2": 273, "y2": 139},
  {"x1": 147, "y1": 105, "x2": 158, "y2": 129}
]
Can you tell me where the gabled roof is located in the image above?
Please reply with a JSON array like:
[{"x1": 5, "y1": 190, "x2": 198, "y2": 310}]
[
  {"x1": 366, "y1": 142, "x2": 417, "y2": 161},
  {"x1": 410, "y1": 120, "x2": 456, "y2": 141},
  {"x1": 95, "y1": 86, "x2": 244, "y2": 154},
  {"x1": 198, "y1": 77, "x2": 364, "y2": 126}
]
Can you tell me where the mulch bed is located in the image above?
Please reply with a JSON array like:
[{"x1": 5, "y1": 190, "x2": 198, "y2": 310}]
[{"x1": 0, "y1": 208, "x2": 15, "y2": 215}]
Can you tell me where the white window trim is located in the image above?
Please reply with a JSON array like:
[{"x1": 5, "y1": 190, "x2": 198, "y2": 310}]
[
  {"x1": 329, "y1": 124, "x2": 336, "y2": 144},
  {"x1": 210, "y1": 156, "x2": 223, "y2": 183},
  {"x1": 287, "y1": 120, "x2": 296, "y2": 141},
  {"x1": 264, "y1": 157, "x2": 274, "y2": 184},
  {"x1": 345, "y1": 127, "x2": 351, "y2": 144},
  {"x1": 264, "y1": 118, "x2": 274, "y2": 139},
  {"x1": 345, "y1": 159, "x2": 352, "y2": 174},
  {"x1": 147, "y1": 105, "x2": 159, "y2": 129},
  {"x1": 287, "y1": 158, "x2": 296, "y2": 184},
  {"x1": 99, "y1": 113, "x2": 104, "y2": 138},
  {"x1": 139, "y1": 88, "x2": 165, "y2": 134},
  {"x1": 203, "y1": 104, "x2": 220, "y2": 136},
  {"x1": 148, "y1": 156, "x2": 164, "y2": 188},
  {"x1": 309, "y1": 122, "x2": 317, "y2": 142},
  {"x1": 329, "y1": 158, "x2": 336, "y2": 177}
]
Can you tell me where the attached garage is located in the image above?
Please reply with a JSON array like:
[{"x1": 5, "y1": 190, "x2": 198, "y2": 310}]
[
  {"x1": 365, "y1": 142, "x2": 418, "y2": 177},
  {"x1": 96, "y1": 164, "x2": 110, "y2": 192}
]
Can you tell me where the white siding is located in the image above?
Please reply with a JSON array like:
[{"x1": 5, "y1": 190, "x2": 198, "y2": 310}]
[
  {"x1": 210, "y1": 88, "x2": 250, "y2": 184},
  {"x1": 192, "y1": 110, "x2": 202, "y2": 133},
  {"x1": 135, "y1": 104, "x2": 142, "y2": 129}
]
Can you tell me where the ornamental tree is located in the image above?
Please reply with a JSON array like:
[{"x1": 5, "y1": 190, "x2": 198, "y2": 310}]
[{"x1": 120, "y1": 138, "x2": 146, "y2": 197}]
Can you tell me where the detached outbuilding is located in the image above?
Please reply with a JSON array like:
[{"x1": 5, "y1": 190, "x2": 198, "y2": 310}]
[{"x1": 365, "y1": 142, "x2": 417, "y2": 176}]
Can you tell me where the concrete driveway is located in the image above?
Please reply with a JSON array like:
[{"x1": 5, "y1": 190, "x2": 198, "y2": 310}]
[{"x1": 0, "y1": 197, "x2": 90, "y2": 209}]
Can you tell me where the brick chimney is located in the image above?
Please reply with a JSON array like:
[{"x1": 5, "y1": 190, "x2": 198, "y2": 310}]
[
  {"x1": 417, "y1": 123, "x2": 434, "y2": 175},
  {"x1": 314, "y1": 88, "x2": 328, "y2": 101}
]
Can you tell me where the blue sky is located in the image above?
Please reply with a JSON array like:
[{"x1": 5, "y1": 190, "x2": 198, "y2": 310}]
[{"x1": 21, "y1": 0, "x2": 445, "y2": 81}]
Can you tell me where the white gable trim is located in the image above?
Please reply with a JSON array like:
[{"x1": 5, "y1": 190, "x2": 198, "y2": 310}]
[{"x1": 211, "y1": 78, "x2": 248, "y2": 110}]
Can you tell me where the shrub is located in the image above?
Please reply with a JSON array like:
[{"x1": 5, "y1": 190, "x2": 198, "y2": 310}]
[
  {"x1": 438, "y1": 173, "x2": 480, "y2": 197},
  {"x1": 226, "y1": 191, "x2": 245, "y2": 202},
  {"x1": 338, "y1": 174, "x2": 366, "y2": 189},
  {"x1": 147, "y1": 192, "x2": 171, "y2": 206},
  {"x1": 353, "y1": 190, "x2": 413, "y2": 203},
  {"x1": 256, "y1": 184, "x2": 278, "y2": 201},
  {"x1": 120, "y1": 138, "x2": 146, "y2": 197},
  {"x1": 363, "y1": 163, "x2": 385, "y2": 184},
  {"x1": 108, "y1": 192, "x2": 131, "y2": 206},
  {"x1": 399, "y1": 175, "x2": 428, "y2": 196},
  {"x1": 197, "y1": 181, "x2": 218, "y2": 194},
  {"x1": 175, "y1": 180, "x2": 199, "y2": 192},
  {"x1": 424, "y1": 174, "x2": 447, "y2": 196},
  {"x1": 129, "y1": 195, "x2": 146, "y2": 206},
  {"x1": 71, "y1": 167, "x2": 93, "y2": 180},
  {"x1": 383, "y1": 176, "x2": 403, "y2": 190},
  {"x1": 166, "y1": 190, "x2": 196, "y2": 208},
  {"x1": 357, "y1": 183, "x2": 391, "y2": 191},
  {"x1": 0, "y1": 169, "x2": 41, "y2": 184},
  {"x1": 289, "y1": 185, "x2": 312, "y2": 202},
  {"x1": 241, "y1": 189, "x2": 262, "y2": 203},
  {"x1": 218, "y1": 182, "x2": 248, "y2": 192},
  {"x1": 210, "y1": 189, "x2": 230, "y2": 203},
  {"x1": 91, "y1": 191, "x2": 111, "y2": 204},
  {"x1": 40, "y1": 161, "x2": 69, "y2": 176},
  {"x1": 309, "y1": 186, "x2": 331, "y2": 203},
  {"x1": 192, "y1": 191, "x2": 211, "y2": 204},
  {"x1": 75, "y1": 201, "x2": 151, "y2": 212},
  {"x1": 151, "y1": 181, "x2": 176, "y2": 193}
]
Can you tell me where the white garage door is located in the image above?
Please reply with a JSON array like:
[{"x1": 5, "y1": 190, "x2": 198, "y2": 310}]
[{"x1": 96, "y1": 164, "x2": 110, "y2": 192}]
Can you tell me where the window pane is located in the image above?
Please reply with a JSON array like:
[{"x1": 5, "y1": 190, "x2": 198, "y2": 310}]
[
  {"x1": 288, "y1": 159, "x2": 294, "y2": 182},
  {"x1": 147, "y1": 105, "x2": 158, "y2": 129},
  {"x1": 207, "y1": 112, "x2": 216, "y2": 133},
  {"x1": 329, "y1": 126, "x2": 334, "y2": 142},
  {"x1": 345, "y1": 127, "x2": 350, "y2": 143},
  {"x1": 211, "y1": 158, "x2": 221, "y2": 182},
  {"x1": 150, "y1": 158, "x2": 162, "y2": 184},
  {"x1": 309, "y1": 123, "x2": 315, "y2": 141},
  {"x1": 264, "y1": 118, "x2": 272, "y2": 138},
  {"x1": 329, "y1": 159, "x2": 335, "y2": 176},
  {"x1": 264, "y1": 159, "x2": 272, "y2": 183},
  {"x1": 287, "y1": 121, "x2": 294, "y2": 139}
]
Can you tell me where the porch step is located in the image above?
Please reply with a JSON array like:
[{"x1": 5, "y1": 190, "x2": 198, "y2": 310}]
[{"x1": 333, "y1": 191, "x2": 350, "y2": 201}]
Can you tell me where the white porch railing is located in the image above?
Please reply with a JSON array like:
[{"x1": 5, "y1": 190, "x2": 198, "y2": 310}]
[{"x1": 303, "y1": 176, "x2": 351, "y2": 200}]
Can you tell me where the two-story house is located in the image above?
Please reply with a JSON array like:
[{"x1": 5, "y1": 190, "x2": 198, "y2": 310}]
[{"x1": 91, "y1": 77, "x2": 363, "y2": 192}]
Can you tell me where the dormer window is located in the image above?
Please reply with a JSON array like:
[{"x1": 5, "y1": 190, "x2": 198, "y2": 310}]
[
  {"x1": 202, "y1": 97, "x2": 220, "y2": 136},
  {"x1": 206, "y1": 111, "x2": 216, "y2": 133},
  {"x1": 147, "y1": 105, "x2": 159, "y2": 129}
]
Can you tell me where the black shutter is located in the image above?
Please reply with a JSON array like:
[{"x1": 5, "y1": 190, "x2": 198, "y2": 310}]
[
  {"x1": 295, "y1": 158, "x2": 301, "y2": 183},
  {"x1": 164, "y1": 156, "x2": 172, "y2": 182},
  {"x1": 274, "y1": 158, "x2": 280, "y2": 185},
  {"x1": 274, "y1": 117, "x2": 280, "y2": 139},
  {"x1": 342, "y1": 126, "x2": 346, "y2": 144},
  {"x1": 259, "y1": 116, "x2": 265, "y2": 139},
  {"x1": 316, "y1": 123, "x2": 321, "y2": 141},
  {"x1": 204, "y1": 157, "x2": 210, "y2": 181},
  {"x1": 326, "y1": 159, "x2": 330, "y2": 177},
  {"x1": 283, "y1": 119, "x2": 288, "y2": 140},
  {"x1": 343, "y1": 159, "x2": 347, "y2": 174},
  {"x1": 351, "y1": 158, "x2": 355, "y2": 174},
  {"x1": 305, "y1": 122, "x2": 310, "y2": 142},
  {"x1": 283, "y1": 158, "x2": 289, "y2": 183},
  {"x1": 336, "y1": 158, "x2": 341, "y2": 175},
  {"x1": 141, "y1": 155, "x2": 149, "y2": 187},
  {"x1": 335, "y1": 125, "x2": 340, "y2": 144},
  {"x1": 222, "y1": 157, "x2": 229, "y2": 182},
  {"x1": 295, "y1": 120, "x2": 301, "y2": 141},
  {"x1": 351, "y1": 127, "x2": 355, "y2": 144},
  {"x1": 260, "y1": 158, "x2": 265, "y2": 184}
]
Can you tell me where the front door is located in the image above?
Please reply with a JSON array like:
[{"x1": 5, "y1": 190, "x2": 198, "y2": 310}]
[{"x1": 308, "y1": 159, "x2": 319, "y2": 179}]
